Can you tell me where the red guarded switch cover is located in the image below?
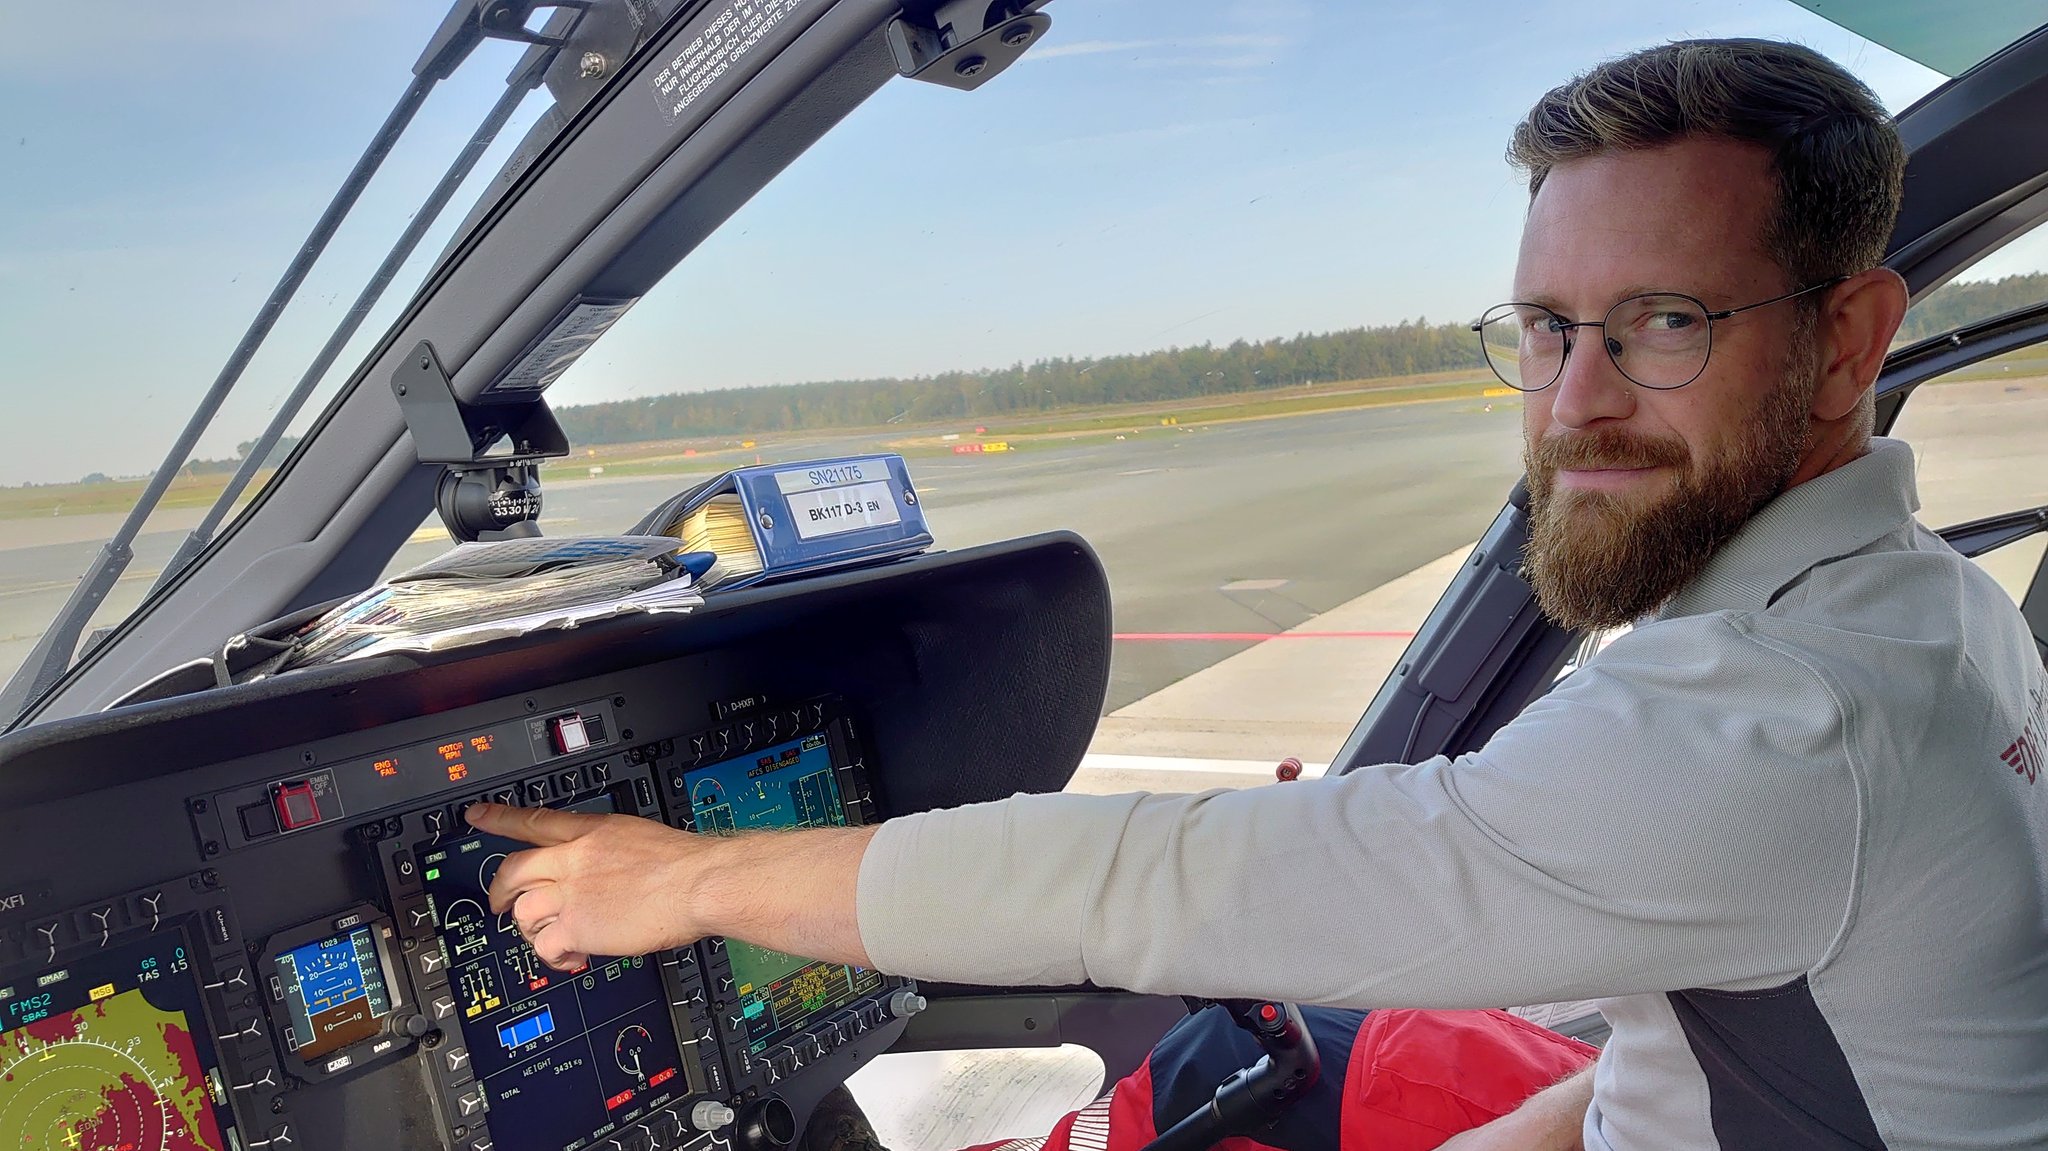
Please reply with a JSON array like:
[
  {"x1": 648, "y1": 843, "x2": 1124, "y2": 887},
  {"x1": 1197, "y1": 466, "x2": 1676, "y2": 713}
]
[
  {"x1": 275, "y1": 780, "x2": 321, "y2": 830},
  {"x1": 550, "y1": 714, "x2": 591, "y2": 755}
]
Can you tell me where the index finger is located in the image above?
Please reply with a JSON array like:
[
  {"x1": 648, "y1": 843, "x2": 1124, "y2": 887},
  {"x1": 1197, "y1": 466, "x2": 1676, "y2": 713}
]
[{"x1": 466, "y1": 802, "x2": 601, "y2": 847}]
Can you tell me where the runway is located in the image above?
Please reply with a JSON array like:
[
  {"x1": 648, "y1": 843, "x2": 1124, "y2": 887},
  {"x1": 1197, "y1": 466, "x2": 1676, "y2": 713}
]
[
  {"x1": 0, "y1": 396, "x2": 1527, "y2": 713},
  {"x1": 1, "y1": 374, "x2": 2040, "y2": 767}
]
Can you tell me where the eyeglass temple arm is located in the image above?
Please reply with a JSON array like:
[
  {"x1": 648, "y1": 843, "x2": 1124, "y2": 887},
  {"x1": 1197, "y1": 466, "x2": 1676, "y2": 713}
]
[{"x1": 1706, "y1": 275, "x2": 1851, "y2": 321}]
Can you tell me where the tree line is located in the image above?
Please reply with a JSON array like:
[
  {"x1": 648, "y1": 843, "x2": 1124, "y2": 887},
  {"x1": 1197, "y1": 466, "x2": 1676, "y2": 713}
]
[
  {"x1": 1894, "y1": 271, "x2": 2048, "y2": 344},
  {"x1": 548, "y1": 271, "x2": 2048, "y2": 445},
  {"x1": 554, "y1": 319, "x2": 1485, "y2": 443}
]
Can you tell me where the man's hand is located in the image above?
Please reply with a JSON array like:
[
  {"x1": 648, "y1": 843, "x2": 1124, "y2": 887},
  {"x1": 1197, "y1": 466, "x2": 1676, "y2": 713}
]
[
  {"x1": 1433, "y1": 1064, "x2": 1593, "y2": 1151},
  {"x1": 470, "y1": 803, "x2": 715, "y2": 970},
  {"x1": 466, "y1": 802, "x2": 877, "y2": 973}
]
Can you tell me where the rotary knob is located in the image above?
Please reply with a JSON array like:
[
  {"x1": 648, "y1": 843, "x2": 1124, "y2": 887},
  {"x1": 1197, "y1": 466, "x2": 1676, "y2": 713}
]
[{"x1": 691, "y1": 1101, "x2": 736, "y2": 1132}]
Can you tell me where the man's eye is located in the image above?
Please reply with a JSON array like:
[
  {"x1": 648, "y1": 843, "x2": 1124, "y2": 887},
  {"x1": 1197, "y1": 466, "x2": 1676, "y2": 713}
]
[{"x1": 1642, "y1": 311, "x2": 1698, "y2": 332}]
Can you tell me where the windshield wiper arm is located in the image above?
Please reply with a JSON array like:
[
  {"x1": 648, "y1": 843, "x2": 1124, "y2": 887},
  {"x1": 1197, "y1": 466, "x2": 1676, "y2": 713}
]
[{"x1": 152, "y1": 68, "x2": 546, "y2": 594}]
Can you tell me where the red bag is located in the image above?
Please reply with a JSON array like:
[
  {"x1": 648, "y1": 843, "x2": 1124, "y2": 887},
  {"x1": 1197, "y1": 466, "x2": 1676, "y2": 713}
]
[{"x1": 965, "y1": 1008, "x2": 1596, "y2": 1151}]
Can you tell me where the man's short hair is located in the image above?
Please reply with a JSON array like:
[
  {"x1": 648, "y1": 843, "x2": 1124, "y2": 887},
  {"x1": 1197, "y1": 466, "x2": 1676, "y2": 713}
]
[{"x1": 1508, "y1": 39, "x2": 1906, "y2": 292}]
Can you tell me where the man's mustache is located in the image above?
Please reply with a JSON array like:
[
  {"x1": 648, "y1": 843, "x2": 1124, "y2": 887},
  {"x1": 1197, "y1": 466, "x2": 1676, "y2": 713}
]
[{"x1": 1531, "y1": 428, "x2": 1689, "y2": 474}]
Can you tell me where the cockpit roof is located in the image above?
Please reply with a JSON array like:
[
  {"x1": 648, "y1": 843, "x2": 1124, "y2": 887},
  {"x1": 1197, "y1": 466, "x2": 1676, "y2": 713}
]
[{"x1": 1792, "y1": 0, "x2": 2046, "y2": 78}]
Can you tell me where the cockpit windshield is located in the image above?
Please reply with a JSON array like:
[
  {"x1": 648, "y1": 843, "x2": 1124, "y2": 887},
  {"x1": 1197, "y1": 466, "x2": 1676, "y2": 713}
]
[
  {"x1": 0, "y1": 2, "x2": 703, "y2": 717},
  {"x1": 2, "y1": 0, "x2": 2023, "y2": 736}
]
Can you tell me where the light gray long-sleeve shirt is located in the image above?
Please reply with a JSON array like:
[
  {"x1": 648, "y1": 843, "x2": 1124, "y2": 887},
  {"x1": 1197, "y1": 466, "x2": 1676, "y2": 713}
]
[{"x1": 856, "y1": 438, "x2": 2048, "y2": 1151}]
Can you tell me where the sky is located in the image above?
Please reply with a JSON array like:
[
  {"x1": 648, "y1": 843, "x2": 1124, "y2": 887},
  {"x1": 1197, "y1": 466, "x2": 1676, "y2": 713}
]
[{"x1": 2, "y1": 0, "x2": 2040, "y2": 488}]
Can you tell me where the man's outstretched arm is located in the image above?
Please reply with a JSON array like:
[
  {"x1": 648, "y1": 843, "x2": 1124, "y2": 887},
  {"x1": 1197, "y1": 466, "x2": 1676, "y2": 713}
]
[
  {"x1": 467, "y1": 802, "x2": 875, "y2": 972},
  {"x1": 474, "y1": 616, "x2": 1857, "y2": 1010}
]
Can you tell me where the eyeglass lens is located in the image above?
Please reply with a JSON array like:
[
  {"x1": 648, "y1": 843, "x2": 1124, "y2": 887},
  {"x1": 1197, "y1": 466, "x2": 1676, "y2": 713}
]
[{"x1": 1477, "y1": 294, "x2": 1713, "y2": 391}]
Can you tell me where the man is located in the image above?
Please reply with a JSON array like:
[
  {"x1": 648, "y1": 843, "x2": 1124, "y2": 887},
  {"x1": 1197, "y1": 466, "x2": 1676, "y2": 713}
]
[{"x1": 468, "y1": 38, "x2": 2048, "y2": 1150}]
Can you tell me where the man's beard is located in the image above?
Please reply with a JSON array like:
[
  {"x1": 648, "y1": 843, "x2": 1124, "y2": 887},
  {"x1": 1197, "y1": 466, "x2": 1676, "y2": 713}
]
[{"x1": 1522, "y1": 343, "x2": 1818, "y2": 632}]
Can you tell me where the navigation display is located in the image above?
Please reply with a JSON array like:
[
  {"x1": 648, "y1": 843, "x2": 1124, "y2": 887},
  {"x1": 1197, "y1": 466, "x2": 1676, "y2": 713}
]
[
  {"x1": 690, "y1": 733, "x2": 884, "y2": 1058},
  {"x1": 420, "y1": 796, "x2": 684, "y2": 1151},
  {"x1": 275, "y1": 925, "x2": 393, "y2": 1061},
  {"x1": 0, "y1": 931, "x2": 232, "y2": 1151}
]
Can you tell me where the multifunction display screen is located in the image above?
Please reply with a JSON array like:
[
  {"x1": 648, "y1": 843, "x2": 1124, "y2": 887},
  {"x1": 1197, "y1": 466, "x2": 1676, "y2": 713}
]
[
  {"x1": 0, "y1": 931, "x2": 232, "y2": 1151},
  {"x1": 420, "y1": 797, "x2": 684, "y2": 1151},
  {"x1": 690, "y1": 734, "x2": 884, "y2": 1057},
  {"x1": 275, "y1": 925, "x2": 393, "y2": 1060}
]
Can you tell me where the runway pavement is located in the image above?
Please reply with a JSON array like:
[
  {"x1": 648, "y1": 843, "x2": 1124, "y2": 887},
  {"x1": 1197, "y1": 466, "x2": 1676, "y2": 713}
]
[{"x1": 0, "y1": 396, "x2": 1527, "y2": 715}]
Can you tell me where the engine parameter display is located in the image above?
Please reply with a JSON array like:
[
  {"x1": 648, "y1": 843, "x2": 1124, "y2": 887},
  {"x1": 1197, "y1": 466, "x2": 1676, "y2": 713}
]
[
  {"x1": 275, "y1": 926, "x2": 392, "y2": 1060},
  {"x1": 691, "y1": 733, "x2": 884, "y2": 1057},
  {"x1": 0, "y1": 931, "x2": 232, "y2": 1151},
  {"x1": 420, "y1": 796, "x2": 685, "y2": 1151}
]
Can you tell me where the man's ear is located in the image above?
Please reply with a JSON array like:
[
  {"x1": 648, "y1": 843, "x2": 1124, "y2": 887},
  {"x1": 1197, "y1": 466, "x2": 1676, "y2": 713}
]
[{"x1": 1812, "y1": 267, "x2": 1908, "y2": 421}]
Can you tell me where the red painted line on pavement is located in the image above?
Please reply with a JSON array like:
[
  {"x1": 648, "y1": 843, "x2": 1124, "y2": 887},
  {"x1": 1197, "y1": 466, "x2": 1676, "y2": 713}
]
[{"x1": 1112, "y1": 630, "x2": 1416, "y2": 641}]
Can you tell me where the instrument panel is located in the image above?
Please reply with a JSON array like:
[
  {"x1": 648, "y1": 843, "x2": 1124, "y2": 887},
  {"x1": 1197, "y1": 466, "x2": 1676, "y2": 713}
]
[
  {"x1": 0, "y1": 534, "x2": 1112, "y2": 1151},
  {"x1": 1, "y1": 693, "x2": 911, "y2": 1151}
]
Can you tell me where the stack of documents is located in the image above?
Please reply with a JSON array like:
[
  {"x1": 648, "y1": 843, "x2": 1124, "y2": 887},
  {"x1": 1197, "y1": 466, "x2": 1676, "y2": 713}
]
[
  {"x1": 283, "y1": 536, "x2": 704, "y2": 668},
  {"x1": 632, "y1": 455, "x2": 933, "y2": 593},
  {"x1": 667, "y1": 494, "x2": 765, "y2": 590}
]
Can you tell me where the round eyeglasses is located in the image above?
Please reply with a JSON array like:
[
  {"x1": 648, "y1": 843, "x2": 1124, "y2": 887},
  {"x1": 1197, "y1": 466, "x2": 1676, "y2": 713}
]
[{"x1": 1472, "y1": 277, "x2": 1845, "y2": 392}]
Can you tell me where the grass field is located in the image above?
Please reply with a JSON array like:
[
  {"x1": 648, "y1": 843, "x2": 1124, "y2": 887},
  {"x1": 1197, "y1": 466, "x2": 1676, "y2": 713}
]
[{"x1": 0, "y1": 471, "x2": 265, "y2": 522}]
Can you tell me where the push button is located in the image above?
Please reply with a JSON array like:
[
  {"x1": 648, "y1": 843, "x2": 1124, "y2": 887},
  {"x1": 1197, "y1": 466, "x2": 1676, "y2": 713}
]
[
  {"x1": 203, "y1": 906, "x2": 235, "y2": 949},
  {"x1": 84, "y1": 904, "x2": 123, "y2": 947},
  {"x1": 392, "y1": 850, "x2": 420, "y2": 891},
  {"x1": 133, "y1": 891, "x2": 167, "y2": 931},
  {"x1": 30, "y1": 919, "x2": 69, "y2": 962},
  {"x1": 239, "y1": 801, "x2": 280, "y2": 839}
]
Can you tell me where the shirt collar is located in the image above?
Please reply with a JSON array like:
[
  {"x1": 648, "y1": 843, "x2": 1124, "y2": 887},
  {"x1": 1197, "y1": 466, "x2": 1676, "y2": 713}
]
[{"x1": 1656, "y1": 436, "x2": 1921, "y2": 620}]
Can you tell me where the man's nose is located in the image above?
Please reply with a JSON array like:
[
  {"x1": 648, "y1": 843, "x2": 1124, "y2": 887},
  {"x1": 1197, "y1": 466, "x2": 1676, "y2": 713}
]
[{"x1": 1546, "y1": 329, "x2": 1637, "y2": 429}]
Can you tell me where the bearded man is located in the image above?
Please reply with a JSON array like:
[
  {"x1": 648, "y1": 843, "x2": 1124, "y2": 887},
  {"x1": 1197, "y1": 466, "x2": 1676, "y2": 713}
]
[{"x1": 469, "y1": 38, "x2": 2048, "y2": 1151}]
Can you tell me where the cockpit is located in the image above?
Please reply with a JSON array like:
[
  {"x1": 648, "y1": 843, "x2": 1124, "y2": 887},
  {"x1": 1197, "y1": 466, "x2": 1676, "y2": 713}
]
[{"x1": 4, "y1": 4, "x2": 2048, "y2": 1151}]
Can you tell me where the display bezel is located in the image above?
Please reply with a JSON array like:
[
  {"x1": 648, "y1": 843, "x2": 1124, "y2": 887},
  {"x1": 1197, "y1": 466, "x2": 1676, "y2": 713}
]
[
  {"x1": 682, "y1": 725, "x2": 884, "y2": 1059},
  {"x1": 401, "y1": 784, "x2": 696, "y2": 1151},
  {"x1": 257, "y1": 904, "x2": 410, "y2": 1082},
  {"x1": 1, "y1": 920, "x2": 245, "y2": 1151}
]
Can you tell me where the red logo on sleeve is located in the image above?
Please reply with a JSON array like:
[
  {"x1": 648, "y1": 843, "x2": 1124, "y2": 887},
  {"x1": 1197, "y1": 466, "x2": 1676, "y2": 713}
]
[{"x1": 2001, "y1": 688, "x2": 2044, "y2": 785}]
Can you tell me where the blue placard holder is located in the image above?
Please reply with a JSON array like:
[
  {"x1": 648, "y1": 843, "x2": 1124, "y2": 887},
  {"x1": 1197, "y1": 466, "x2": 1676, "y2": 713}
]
[{"x1": 634, "y1": 454, "x2": 933, "y2": 590}]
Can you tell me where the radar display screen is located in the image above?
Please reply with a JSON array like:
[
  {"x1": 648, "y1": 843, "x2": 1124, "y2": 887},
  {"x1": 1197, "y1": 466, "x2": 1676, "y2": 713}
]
[
  {"x1": 691, "y1": 733, "x2": 884, "y2": 1058},
  {"x1": 0, "y1": 930, "x2": 232, "y2": 1151},
  {"x1": 420, "y1": 796, "x2": 684, "y2": 1151},
  {"x1": 275, "y1": 926, "x2": 392, "y2": 1060}
]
